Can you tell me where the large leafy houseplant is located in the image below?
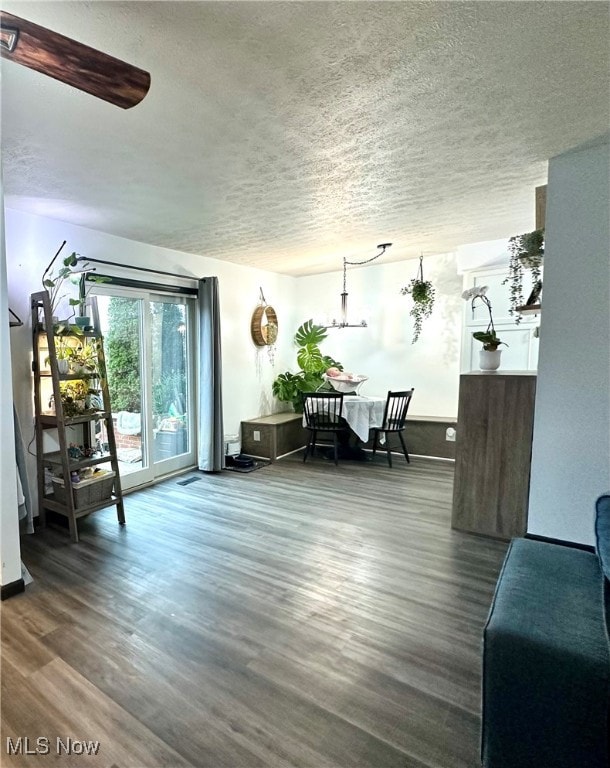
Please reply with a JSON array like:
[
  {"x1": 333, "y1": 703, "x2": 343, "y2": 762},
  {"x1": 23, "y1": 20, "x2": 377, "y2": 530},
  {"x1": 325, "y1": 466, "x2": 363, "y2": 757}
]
[
  {"x1": 400, "y1": 256, "x2": 435, "y2": 343},
  {"x1": 42, "y1": 244, "x2": 108, "y2": 322},
  {"x1": 272, "y1": 320, "x2": 342, "y2": 411},
  {"x1": 503, "y1": 228, "x2": 544, "y2": 322}
]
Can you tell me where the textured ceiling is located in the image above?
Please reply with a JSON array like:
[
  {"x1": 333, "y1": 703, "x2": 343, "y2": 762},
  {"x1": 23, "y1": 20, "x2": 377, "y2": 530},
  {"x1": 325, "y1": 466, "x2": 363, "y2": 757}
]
[{"x1": 2, "y1": 1, "x2": 609, "y2": 276}]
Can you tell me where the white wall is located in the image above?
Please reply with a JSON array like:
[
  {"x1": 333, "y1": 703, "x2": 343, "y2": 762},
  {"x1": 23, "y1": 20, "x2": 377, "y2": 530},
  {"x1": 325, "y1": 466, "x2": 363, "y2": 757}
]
[
  {"x1": 528, "y1": 136, "x2": 610, "y2": 545},
  {"x1": 6, "y1": 209, "x2": 298, "y2": 512},
  {"x1": 294, "y1": 252, "x2": 464, "y2": 418},
  {"x1": 456, "y1": 238, "x2": 509, "y2": 273}
]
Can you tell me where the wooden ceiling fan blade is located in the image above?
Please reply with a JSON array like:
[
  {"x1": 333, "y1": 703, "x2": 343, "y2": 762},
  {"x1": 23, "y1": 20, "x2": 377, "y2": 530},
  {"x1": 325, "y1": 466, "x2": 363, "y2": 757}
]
[{"x1": 0, "y1": 11, "x2": 150, "y2": 109}]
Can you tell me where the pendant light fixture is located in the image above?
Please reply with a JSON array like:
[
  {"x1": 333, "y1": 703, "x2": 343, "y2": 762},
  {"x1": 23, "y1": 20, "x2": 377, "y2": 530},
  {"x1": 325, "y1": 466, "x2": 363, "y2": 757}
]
[{"x1": 325, "y1": 243, "x2": 392, "y2": 328}]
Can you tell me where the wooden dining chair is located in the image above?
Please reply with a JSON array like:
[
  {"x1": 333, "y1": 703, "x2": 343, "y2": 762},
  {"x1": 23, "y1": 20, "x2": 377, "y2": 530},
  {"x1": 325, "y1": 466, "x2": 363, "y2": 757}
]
[
  {"x1": 301, "y1": 391, "x2": 347, "y2": 466},
  {"x1": 371, "y1": 389, "x2": 415, "y2": 468}
]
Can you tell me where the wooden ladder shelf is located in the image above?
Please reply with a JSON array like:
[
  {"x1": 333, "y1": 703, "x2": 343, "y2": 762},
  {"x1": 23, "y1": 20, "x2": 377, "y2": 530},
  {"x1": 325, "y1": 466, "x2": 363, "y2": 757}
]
[{"x1": 31, "y1": 291, "x2": 125, "y2": 542}]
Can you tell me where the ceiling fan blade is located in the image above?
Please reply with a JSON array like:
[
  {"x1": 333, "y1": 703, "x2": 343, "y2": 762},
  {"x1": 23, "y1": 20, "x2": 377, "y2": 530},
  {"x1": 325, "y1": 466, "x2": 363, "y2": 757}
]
[{"x1": 0, "y1": 11, "x2": 150, "y2": 109}]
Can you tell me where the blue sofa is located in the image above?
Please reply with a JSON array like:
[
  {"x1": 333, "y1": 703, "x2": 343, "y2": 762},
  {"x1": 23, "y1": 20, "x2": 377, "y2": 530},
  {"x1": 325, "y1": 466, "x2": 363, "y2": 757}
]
[{"x1": 481, "y1": 493, "x2": 610, "y2": 768}]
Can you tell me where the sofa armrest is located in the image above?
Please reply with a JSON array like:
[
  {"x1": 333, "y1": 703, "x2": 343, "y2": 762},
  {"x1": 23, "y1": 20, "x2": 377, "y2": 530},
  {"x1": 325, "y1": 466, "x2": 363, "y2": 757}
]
[{"x1": 482, "y1": 538, "x2": 609, "y2": 768}]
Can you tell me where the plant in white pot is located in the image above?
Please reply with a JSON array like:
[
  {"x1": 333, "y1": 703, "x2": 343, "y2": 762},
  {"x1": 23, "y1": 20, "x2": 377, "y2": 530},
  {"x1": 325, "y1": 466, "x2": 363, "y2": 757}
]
[
  {"x1": 44, "y1": 333, "x2": 73, "y2": 374},
  {"x1": 462, "y1": 286, "x2": 507, "y2": 371}
]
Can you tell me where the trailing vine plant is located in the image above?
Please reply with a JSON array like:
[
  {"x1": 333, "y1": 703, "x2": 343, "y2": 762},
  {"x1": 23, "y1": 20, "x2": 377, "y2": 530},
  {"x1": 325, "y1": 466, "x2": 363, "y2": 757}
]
[
  {"x1": 503, "y1": 229, "x2": 544, "y2": 323},
  {"x1": 400, "y1": 255, "x2": 436, "y2": 343}
]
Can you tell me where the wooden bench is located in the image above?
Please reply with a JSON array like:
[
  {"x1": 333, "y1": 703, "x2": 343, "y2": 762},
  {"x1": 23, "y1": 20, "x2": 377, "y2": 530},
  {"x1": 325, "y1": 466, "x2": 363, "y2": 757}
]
[
  {"x1": 241, "y1": 413, "x2": 308, "y2": 461},
  {"x1": 358, "y1": 415, "x2": 457, "y2": 460},
  {"x1": 403, "y1": 415, "x2": 457, "y2": 460},
  {"x1": 242, "y1": 412, "x2": 456, "y2": 461}
]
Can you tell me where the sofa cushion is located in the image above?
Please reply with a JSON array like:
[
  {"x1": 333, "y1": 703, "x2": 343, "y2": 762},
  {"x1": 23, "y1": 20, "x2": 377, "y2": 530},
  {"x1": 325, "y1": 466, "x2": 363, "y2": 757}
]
[
  {"x1": 595, "y1": 493, "x2": 610, "y2": 581},
  {"x1": 595, "y1": 493, "x2": 610, "y2": 645}
]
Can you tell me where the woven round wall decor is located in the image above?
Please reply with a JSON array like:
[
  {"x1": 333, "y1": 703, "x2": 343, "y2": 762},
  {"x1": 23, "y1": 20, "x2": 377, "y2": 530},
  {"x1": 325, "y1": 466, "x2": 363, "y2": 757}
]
[{"x1": 251, "y1": 305, "x2": 278, "y2": 346}]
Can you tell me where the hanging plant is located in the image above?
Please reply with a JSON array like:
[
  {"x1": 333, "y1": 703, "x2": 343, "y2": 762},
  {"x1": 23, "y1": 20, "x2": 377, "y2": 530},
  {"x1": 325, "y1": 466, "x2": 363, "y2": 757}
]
[
  {"x1": 503, "y1": 229, "x2": 544, "y2": 323},
  {"x1": 400, "y1": 255, "x2": 436, "y2": 343}
]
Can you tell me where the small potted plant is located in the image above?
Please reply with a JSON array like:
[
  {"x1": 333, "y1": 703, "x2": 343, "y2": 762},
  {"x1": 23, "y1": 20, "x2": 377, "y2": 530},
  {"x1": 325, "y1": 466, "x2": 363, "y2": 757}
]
[
  {"x1": 42, "y1": 247, "x2": 87, "y2": 322},
  {"x1": 400, "y1": 256, "x2": 435, "y2": 343},
  {"x1": 67, "y1": 337, "x2": 101, "y2": 376},
  {"x1": 44, "y1": 333, "x2": 73, "y2": 374},
  {"x1": 504, "y1": 229, "x2": 544, "y2": 321},
  {"x1": 59, "y1": 379, "x2": 90, "y2": 416},
  {"x1": 42, "y1": 243, "x2": 108, "y2": 327},
  {"x1": 462, "y1": 286, "x2": 507, "y2": 371}
]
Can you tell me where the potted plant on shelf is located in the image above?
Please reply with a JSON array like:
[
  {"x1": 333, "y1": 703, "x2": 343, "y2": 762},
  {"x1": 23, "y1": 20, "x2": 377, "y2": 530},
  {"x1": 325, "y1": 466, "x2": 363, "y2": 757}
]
[
  {"x1": 44, "y1": 334, "x2": 73, "y2": 374},
  {"x1": 41, "y1": 243, "x2": 108, "y2": 327},
  {"x1": 503, "y1": 228, "x2": 544, "y2": 321},
  {"x1": 59, "y1": 379, "x2": 91, "y2": 416},
  {"x1": 70, "y1": 341, "x2": 99, "y2": 376},
  {"x1": 400, "y1": 255, "x2": 435, "y2": 343},
  {"x1": 69, "y1": 275, "x2": 110, "y2": 327},
  {"x1": 462, "y1": 286, "x2": 508, "y2": 371},
  {"x1": 272, "y1": 319, "x2": 342, "y2": 411}
]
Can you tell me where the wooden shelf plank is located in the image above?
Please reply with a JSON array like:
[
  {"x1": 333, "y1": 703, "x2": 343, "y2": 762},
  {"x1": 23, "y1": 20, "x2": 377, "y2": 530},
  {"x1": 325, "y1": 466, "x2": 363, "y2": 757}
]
[
  {"x1": 42, "y1": 451, "x2": 113, "y2": 470},
  {"x1": 39, "y1": 372, "x2": 100, "y2": 381},
  {"x1": 516, "y1": 304, "x2": 541, "y2": 315},
  {"x1": 36, "y1": 327, "x2": 102, "y2": 339},
  {"x1": 42, "y1": 494, "x2": 120, "y2": 518},
  {"x1": 39, "y1": 411, "x2": 110, "y2": 426}
]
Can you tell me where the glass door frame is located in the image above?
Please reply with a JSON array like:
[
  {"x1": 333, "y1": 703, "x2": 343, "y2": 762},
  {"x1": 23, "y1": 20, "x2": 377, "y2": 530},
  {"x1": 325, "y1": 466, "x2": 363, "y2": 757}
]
[
  {"x1": 91, "y1": 283, "x2": 197, "y2": 490},
  {"x1": 149, "y1": 290, "x2": 197, "y2": 478}
]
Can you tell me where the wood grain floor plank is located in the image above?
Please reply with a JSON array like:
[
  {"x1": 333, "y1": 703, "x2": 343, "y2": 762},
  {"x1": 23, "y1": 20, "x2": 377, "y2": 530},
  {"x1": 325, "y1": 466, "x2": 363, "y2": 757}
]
[
  {"x1": 26, "y1": 658, "x2": 192, "y2": 767},
  {"x1": 0, "y1": 612, "x2": 57, "y2": 677}
]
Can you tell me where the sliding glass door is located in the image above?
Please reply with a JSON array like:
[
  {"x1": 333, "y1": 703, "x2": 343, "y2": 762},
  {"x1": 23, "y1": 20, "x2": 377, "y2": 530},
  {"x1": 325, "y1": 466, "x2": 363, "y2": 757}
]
[
  {"x1": 94, "y1": 286, "x2": 196, "y2": 490},
  {"x1": 150, "y1": 296, "x2": 192, "y2": 471}
]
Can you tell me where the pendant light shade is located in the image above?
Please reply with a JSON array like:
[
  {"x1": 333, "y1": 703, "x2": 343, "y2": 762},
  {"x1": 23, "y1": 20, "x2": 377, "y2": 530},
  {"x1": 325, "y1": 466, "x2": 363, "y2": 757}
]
[{"x1": 325, "y1": 243, "x2": 392, "y2": 329}]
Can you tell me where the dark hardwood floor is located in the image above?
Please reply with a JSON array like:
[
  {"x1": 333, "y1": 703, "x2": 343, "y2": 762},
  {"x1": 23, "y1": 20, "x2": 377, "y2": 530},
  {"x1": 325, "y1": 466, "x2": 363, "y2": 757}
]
[{"x1": 1, "y1": 454, "x2": 508, "y2": 767}]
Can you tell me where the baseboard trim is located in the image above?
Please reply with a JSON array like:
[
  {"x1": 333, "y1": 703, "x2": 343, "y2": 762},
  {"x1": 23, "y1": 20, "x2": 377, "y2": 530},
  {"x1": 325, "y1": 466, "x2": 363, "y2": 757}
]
[
  {"x1": 360, "y1": 448, "x2": 455, "y2": 463},
  {"x1": 524, "y1": 533, "x2": 595, "y2": 553},
  {"x1": 1, "y1": 578, "x2": 25, "y2": 601},
  {"x1": 276, "y1": 446, "x2": 307, "y2": 461},
  {"x1": 410, "y1": 453, "x2": 455, "y2": 463}
]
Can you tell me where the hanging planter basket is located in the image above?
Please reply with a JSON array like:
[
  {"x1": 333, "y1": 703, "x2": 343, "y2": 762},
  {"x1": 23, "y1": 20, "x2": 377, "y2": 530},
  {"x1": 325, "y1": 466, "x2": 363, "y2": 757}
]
[
  {"x1": 400, "y1": 255, "x2": 436, "y2": 344},
  {"x1": 503, "y1": 229, "x2": 544, "y2": 322}
]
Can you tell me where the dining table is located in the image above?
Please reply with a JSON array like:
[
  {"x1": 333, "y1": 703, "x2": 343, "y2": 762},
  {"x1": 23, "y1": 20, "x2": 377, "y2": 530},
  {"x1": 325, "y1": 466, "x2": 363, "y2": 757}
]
[{"x1": 303, "y1": 394, "x2": 386, "y2": 443}]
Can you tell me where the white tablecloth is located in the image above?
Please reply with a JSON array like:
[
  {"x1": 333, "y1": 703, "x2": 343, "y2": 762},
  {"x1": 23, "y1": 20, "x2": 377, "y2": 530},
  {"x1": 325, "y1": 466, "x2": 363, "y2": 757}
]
[
  {"x1": 303, "y1": 395, "x2": 386, "y2": 443},
  {"x1": 343, "y1": 396, "x2": 386, "y2": 442}
]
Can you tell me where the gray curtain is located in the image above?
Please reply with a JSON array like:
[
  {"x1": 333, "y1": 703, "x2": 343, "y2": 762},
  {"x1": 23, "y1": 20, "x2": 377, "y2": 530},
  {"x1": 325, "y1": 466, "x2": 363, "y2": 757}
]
[
  {"x1": 198, "y1": 277, "x2": 224, "y2": 471},
  {"x1": 14, "y1": 405, "x2": 33, "y2": 534}
]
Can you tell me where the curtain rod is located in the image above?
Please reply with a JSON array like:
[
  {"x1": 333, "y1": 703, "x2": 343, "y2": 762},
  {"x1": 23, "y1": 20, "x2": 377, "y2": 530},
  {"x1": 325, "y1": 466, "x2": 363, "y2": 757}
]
[
  {"x1": 77, "y1": 257, "x2": 198, "y2": 281},
  {"x1": 90, "y1": 274, "x2": 197, "y2": 296}
]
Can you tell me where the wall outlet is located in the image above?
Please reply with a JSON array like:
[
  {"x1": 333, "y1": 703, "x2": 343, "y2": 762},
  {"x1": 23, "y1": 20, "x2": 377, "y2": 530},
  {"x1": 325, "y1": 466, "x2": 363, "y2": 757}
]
[
  {"x1": 253, "y1": 430, "x2": 261, "y2": 442},
  {"x1": 446, "y1": 427, "x2": 456, "y2": 442}
]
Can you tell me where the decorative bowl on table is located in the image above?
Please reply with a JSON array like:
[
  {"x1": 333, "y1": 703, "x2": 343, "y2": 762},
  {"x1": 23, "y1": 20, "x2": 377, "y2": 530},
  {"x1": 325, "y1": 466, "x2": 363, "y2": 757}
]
[{"x1": 324, "y1": 373, "x2": 368, "y2": 395}]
